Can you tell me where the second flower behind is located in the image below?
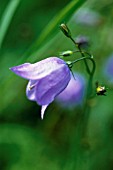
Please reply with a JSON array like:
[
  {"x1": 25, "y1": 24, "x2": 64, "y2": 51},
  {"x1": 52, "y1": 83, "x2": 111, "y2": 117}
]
[{"x1": 56, "y1": 73, "x2": 86, "y2": 109}]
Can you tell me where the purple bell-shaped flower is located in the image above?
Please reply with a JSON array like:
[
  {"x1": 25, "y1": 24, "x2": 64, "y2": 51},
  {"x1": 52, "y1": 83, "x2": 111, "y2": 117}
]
[{"x1": 10, "y1": 57, "x2": 71, "y2": 119}]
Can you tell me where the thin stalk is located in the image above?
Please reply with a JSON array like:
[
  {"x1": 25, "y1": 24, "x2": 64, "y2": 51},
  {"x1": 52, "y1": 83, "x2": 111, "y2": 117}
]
[
  {"x1": 70, "y1": 37, "x2": 91, "y2": 75},
  {"x1": 69, "y1": 56, "x2": 96, "y2": 76},
  {"x1": 73, "y1": 50, "x2": 93, "y2": 60}
]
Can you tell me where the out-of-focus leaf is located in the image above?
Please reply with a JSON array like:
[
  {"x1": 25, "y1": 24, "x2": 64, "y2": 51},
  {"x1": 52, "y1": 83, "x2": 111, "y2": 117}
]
[
  {"x1": 24, "y1": 0, "x2": 87, "y2": 57},
  {"x1": 0, "y1": 0, "x2": 21, "y2": 48},
  {"x1": 0, "y1": 124, "x2": 70, "y2": 170}
]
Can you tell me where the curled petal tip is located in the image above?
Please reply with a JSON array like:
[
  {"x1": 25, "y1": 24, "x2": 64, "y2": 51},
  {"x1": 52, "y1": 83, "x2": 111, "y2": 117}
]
[{"x1": 41, "y1": 105, "x2": 48, "y2": 119}]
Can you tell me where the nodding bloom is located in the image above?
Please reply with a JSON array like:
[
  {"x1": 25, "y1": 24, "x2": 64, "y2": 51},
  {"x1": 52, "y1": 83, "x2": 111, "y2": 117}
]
[
  {"x1": 10, "y1": 57, "x2": 71, "y2": 119},
  {"x1": 56, "y1": 73, "x2": 86, "y2": 108},
  {"x1": 104, "y1": 54, "x2": 113, "y2": 82}
]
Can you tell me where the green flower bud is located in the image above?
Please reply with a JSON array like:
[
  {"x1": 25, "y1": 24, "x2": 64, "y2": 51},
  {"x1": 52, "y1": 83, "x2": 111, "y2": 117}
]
[
  {"x1": 60, "y1": 23, "x2": 71, "y2": 38},
  {"x1": 59, "y1": 50, "x2": 73, "y2": 57}
]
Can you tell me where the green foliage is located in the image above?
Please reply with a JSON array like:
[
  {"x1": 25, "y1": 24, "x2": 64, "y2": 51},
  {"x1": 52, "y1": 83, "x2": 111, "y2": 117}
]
[
  {"x1": 0, "y1": 0, "x2": 113, "y2": 169},
  {"x1": 0, "y1": 0, "x2": 21, "y2": 48}
]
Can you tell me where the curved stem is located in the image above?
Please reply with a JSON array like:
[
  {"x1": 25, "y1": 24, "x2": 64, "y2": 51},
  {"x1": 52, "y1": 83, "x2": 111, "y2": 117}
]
[
  {"x1": 70, "y1": 37, "x2": 91, "y2": 75},
  {"x1": 68, "y1": 56, "x2": 96, "y2": 76},
  {"x1": 73, "y1": 50, "x2": 93, "y2": 58}
]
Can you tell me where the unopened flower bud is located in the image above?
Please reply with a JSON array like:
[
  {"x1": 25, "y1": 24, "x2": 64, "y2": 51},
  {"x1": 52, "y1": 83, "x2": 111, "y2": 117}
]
[
  {"x1": 60, "y1": 23, "x2": 71, "y2": 38},
  {"x1": 75, "y1": 35, "x2": 89, "y2": 48},
  {"x1": 59, "y1": 50, "x2": 73, "y2": 57}
]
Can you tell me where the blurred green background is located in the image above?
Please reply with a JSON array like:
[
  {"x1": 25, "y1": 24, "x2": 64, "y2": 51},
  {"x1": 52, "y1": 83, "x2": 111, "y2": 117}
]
[{"x1": 0, "y1": 0, "x2": 113, "y2": 169}]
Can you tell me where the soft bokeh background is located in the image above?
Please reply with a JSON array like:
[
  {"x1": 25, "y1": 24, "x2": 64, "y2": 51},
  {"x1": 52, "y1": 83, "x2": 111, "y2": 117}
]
[{"x1": 0, "y1": 0, "x2": 113, "y2": 169}]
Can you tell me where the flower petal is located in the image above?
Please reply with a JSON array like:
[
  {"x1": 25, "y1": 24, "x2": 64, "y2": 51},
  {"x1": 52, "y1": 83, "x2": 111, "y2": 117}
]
[
  {"x1": 26, "y1": 80, "x2": 38, "y2": 101},
  {"x1": 10, "y1": 63, "x2": 31, "y2": 79},
  {"x1": 41, "y1": 105, "x2": 48, "y2": 119},
  {"x1": 10, "y1": 57, "x2": 66, "y2": 80},
  {"x1": 105, "y1": 55, "x2": 113, "y2": 77},
  {"x1": 56, "y1": 73, "x2": 86, "y2": 108},
  {"x1": 35, "y1": 64, "x2": 71, "y2": 105}
]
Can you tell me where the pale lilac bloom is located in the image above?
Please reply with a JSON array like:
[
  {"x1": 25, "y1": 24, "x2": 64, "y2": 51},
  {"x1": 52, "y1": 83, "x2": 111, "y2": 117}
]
[
  {"x1": 10, "y1": 57, "x2": 71, "y2": 119},
  {"x1": 104, "y1": 54, "x2": 113, "y2": 82},
  {"x1": 73, "y1": 8, "x2": 101, "y2": 26},
  {"x1": 56, "y1": 73, "x2": 86, "y2": 108}
]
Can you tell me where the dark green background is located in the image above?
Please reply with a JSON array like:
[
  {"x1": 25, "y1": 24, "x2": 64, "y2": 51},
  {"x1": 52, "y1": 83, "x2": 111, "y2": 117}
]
[{"x1": 0, "y1": 0, "x2": 113, "y2": 169}]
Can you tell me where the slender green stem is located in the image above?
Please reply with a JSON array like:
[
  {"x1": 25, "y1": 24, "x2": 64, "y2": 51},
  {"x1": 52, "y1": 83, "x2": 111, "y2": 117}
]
[
  {"x1": 69, "y1": 37, "x2": 91, "y2": 75},
  {"x1": 71, "y1": 56, "x2": 96, "y2": 97},
  {"x1": 70, "y1": 37, "x2": 78, "y2": 45},
  {"x1": 64, "y1": 24, "x2": 96, "y2": 169},
  {"x1": 73, "y1": 50, "x2": 93, "y2": 58},
  {"x1": 70, "y1": 56, "x2": 96, "y2": 169},
  {"x1": 68, "y1": 56, "x2": 96, "y2": 76}
]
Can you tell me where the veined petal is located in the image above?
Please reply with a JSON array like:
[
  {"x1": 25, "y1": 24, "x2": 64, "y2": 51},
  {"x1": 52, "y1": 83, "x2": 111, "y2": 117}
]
[
  {"x1": 10, "y1": 57, "x2": 66, "y2": 80},
  {"x1": 35, "y1": 64, "x2": 71, "y2": 105},
  {"x1": 26, "y1": 80, "x2": 38, "y2": 101}
]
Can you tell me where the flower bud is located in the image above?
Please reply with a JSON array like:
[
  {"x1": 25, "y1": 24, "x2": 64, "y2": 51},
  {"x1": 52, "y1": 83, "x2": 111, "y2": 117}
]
[
  {"x1": 59, "y1": 50, "x2": 73, "y2": 57},
  {"x1": 60, "y1": 23, "x2": 71, "y2": 38},
  {"x1": 75, "y1": 35, "x2": 89, "y2": 48}
]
